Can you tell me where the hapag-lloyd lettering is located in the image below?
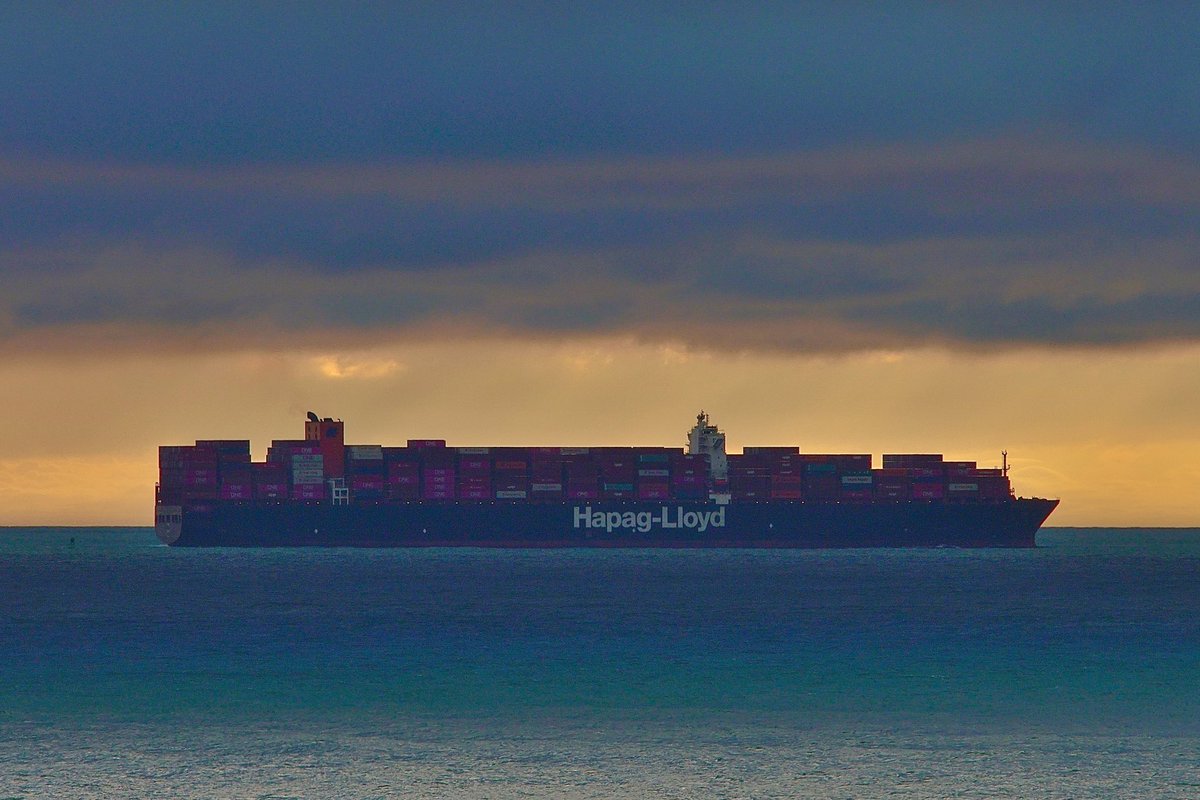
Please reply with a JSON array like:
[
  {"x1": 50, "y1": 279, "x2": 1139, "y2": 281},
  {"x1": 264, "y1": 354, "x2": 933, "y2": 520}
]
[{"x1": 573, "y1": 505, "x2": 727, "y2": 534}]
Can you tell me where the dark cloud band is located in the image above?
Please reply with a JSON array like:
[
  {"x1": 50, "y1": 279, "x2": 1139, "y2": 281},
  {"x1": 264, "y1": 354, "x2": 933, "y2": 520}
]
[{"x1": 2, "y1": 140, "x2": 1198, "y2": 354}]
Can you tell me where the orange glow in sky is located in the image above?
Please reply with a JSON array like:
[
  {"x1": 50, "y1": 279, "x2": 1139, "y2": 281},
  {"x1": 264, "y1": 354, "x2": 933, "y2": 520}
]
[{"x1": 2, "y1": 339, "x2": 1196, "y2": 526}]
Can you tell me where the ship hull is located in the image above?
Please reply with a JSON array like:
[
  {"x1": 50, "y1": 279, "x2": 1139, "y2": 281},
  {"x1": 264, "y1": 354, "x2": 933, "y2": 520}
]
[{"x1": 157, "y1": 498, "x2": 1058, "y2": 548}]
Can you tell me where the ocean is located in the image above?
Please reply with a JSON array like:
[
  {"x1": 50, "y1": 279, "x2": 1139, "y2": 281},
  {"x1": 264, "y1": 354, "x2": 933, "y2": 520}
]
[{"x1": 1, "y1": 527, "x2": 1197, "y2": 798}]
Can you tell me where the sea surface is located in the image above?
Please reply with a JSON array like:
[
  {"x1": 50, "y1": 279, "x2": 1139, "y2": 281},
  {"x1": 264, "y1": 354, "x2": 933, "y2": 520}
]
[{"x1": 1, "y1": 528, "x2": 1198, "y2": 799}]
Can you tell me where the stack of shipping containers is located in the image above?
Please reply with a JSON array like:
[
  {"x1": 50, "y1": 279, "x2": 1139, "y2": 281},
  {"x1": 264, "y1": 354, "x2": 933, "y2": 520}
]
[
  {"x1": 159, "y1": 430, "x2": 1012, "y2": 507},
  {"x1": 457, "y1": 450, "x2": 492, "y2": 500}
]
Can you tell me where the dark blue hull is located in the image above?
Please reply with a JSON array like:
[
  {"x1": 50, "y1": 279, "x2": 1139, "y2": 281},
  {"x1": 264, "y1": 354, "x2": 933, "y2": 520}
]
[{"x1": 156, "y1": 498, "x2": 1059, "y2": 548}]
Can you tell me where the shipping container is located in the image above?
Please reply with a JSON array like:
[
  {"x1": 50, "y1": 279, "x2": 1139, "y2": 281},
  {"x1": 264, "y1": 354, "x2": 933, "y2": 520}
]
[
  {"x1": 219, "y1": 484, "x2": 253, "y2": 500},
  {"x1": 290, "y1": 484, "x2": 324, "y2": 501},
  {"x1": 883, "y1": 454, "x2": 943, "y2": 469},
  {"x1": 196, "y1": 440, "x2": 251, "y2": 454},
  {"x1": 387, "y1": 474, "x2": 419, "y2": 486},
  {"x1": 255, "y1": 482, "x2": 288, "y2": 499}
]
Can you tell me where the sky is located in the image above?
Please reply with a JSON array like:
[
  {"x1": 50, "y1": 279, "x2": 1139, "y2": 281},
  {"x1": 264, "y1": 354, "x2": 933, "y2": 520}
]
[{"x1": 2, "y1": 4, "x2": 1198, "y2": 525}]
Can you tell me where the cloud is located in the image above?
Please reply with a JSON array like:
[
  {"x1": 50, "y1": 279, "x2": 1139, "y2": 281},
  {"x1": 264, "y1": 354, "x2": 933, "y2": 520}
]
[
  {"x1": 2, "y1": 138, "x2": 1199, "y2": 355},
  {"x1": 4, "y1": 6, "x2": 1200, "y2": 162},
  {"x1": 314, "y1": 355, "x2": 404, "y2": 380}
]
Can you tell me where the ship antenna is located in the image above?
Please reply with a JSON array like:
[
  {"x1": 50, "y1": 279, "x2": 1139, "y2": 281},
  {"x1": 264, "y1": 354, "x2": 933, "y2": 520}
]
[{"x1": 1002, "y1": 450, "x2": 1008, "y2": 477}]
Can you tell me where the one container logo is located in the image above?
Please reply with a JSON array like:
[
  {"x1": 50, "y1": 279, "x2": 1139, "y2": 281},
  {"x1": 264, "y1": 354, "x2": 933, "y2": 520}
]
[{"x1": 572, "y1": 505, "x2": 727, "y2": 533}]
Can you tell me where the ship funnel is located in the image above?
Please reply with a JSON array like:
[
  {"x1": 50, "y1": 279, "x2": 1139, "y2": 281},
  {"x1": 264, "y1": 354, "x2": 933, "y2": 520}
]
[{"x1": 307, "y1": 411, "x2": 320, "y2": 423}]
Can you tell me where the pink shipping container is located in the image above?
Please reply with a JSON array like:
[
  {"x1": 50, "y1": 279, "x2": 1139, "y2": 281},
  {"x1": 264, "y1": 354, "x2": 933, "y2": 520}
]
[
  {"x1": 184, "y1": 471, "x2": 218, "y2": 487},
  {"x1": 566, "y1": 488, "x2": 599, "y2": 499},
  {"x1": 256, "y1": 482, "x2": 288, "y2": 499},
  {"x1": 907, "y1": 467, "x2": 944, "y2": 478},
  {"x1": 460, "y1": 489, "x2": 491, "y2": 499},
  {"x1": 219, "y1": 484, "x2": 252, "y2": 500},
  {"x1": 290, "y1": 485, "x2": 324, "y2": 500},
  {"x1": 407, "y1": 439, "x2": 447, "y2": 449}
]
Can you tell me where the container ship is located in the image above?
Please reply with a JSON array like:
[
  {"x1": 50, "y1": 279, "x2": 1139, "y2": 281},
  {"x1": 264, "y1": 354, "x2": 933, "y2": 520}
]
[{"x1": 154, "y1": 412, "x2": 1058, "y2": 548}]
